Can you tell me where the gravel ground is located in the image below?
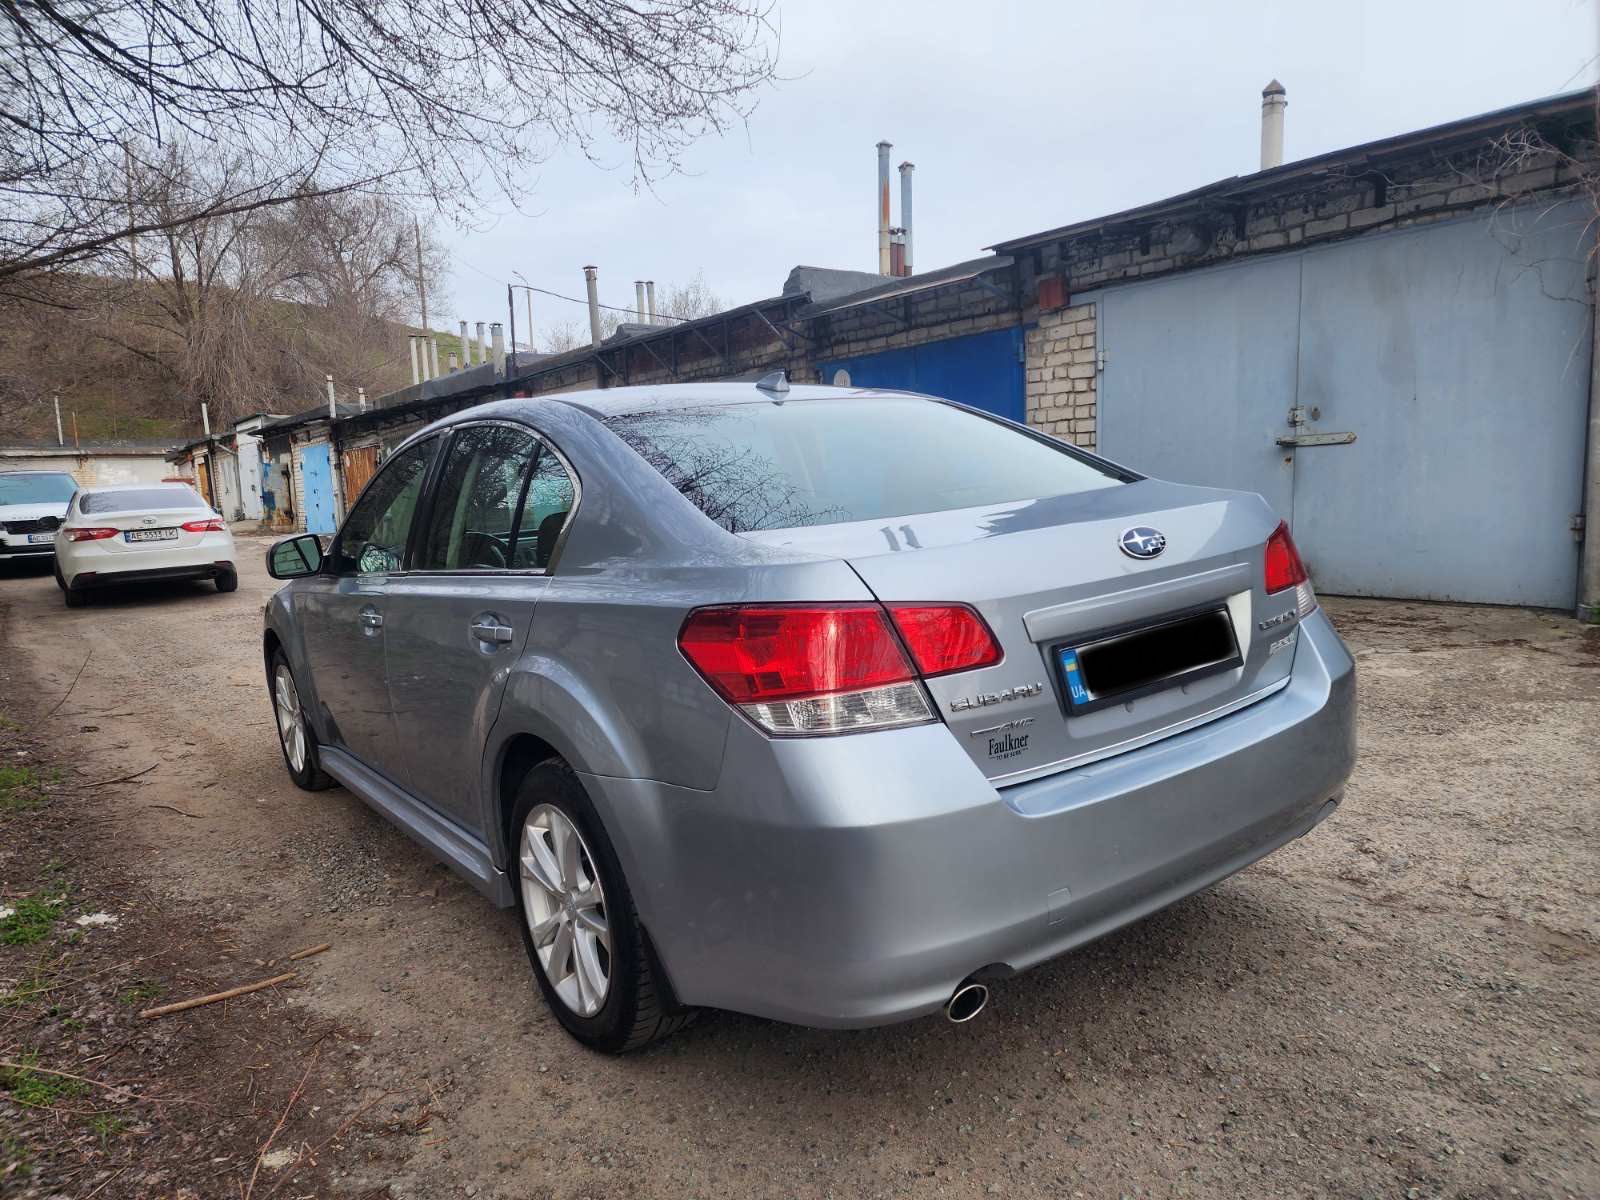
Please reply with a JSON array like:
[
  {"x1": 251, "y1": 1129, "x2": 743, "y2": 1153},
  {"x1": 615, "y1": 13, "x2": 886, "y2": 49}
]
[{"x1": 1, "y1": 545, "x2": 1596, "y2": 1199}]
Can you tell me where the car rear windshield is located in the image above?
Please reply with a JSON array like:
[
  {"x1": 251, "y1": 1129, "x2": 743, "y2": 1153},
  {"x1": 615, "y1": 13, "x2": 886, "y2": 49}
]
[
  {"x1": 0, "y1": 473, "x2": 77, "y2": 505},
  {"x1": 79, "y1": 486, "x2": 206, "y2": 514},
  {"x1": 602, "y1": 398, "x2": 1125, "y2": 532}
]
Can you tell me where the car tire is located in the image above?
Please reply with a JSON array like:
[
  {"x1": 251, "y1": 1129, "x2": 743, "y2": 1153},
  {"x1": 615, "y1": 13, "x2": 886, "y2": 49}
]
[
  {"x1": 510, "y1": 760, "x2": 694, "y2": 1053},
  {"x1": 63, "y1": 583, "x2": 86, "y2": 608},
  {"x1": 215, "y1": 568, "x2": 239, "y2": 593},
  {"x1": 269, "y1": 650, "x2": 334, "y2": 791}
]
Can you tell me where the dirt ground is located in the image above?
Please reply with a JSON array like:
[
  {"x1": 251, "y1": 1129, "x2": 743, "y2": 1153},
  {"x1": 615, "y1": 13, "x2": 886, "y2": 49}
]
[{"x1": 1, "y1": 540, "x2": 1597, "y2": 1199}]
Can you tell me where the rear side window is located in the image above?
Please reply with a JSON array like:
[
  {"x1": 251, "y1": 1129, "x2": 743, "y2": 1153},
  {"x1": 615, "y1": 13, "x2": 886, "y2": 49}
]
[
  {"x1": 0, "y1": 473, "x2": 77, "y2": 504},
  {"x1": 79, "y1": 486, "x2": 205, "y2": 513},
  {"x1": 602, "y1": 398, "x2": 1124, "y2": 533}
]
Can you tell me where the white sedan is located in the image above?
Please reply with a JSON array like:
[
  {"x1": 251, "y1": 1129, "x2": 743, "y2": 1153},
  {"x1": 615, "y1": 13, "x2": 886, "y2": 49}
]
[{"x1": 55, "y1": 483, "x2": 237, "y2": 607}]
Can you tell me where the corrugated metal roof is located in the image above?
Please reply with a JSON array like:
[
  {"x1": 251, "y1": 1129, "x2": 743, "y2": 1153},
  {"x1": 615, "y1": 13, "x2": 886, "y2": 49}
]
[
  {"x1": 990, "y1": 87, "x2": 1595, "y2": 254},
  {"x1": 799, "y1": 256, "x2": 1014, "y2": 318}
]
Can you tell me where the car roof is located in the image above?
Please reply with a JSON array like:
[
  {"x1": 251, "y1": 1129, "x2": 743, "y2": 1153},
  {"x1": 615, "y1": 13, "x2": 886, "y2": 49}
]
[
  {"x1": 544, "y1": 381, "x2": 921, "y2": 420},
  {"x1": 78, "y1": 482, "x2": 195, "y2": 491},
  {"x1": 0, "y1": 469, "x2": 75, "y2": 476}
]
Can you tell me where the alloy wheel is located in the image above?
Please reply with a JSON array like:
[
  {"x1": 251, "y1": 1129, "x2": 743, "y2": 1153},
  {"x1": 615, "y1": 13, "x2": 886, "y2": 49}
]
[
  {"x1": 273, "y1": 664, "x2": 307, "y2": 773},
  {"x1": 518, "y1": 804, "x2": 611, "y2": 1017}
]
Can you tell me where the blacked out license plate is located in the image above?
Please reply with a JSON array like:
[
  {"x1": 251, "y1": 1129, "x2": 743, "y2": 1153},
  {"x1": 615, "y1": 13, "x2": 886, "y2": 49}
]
[{"x1": 1057, "y1": 607, "x2": 1241, "y2": 714}]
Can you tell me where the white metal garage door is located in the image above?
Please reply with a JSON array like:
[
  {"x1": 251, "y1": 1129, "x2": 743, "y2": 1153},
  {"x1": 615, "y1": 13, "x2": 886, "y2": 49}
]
[{"x1": 1098, "y1": 202, "x2": 1593, "y2": 607}]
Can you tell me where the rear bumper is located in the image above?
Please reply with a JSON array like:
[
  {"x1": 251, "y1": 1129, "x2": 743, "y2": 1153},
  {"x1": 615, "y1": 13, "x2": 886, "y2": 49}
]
[
  {"x1": 0, "y1": 537, "x2": 55, "y2": 557},
  {"x1": 66, "y1": 560, "x2": 234, "y2": 589},
  {"x1": 586, "y1": 608, "x2": 1356, "y2": 1028}
]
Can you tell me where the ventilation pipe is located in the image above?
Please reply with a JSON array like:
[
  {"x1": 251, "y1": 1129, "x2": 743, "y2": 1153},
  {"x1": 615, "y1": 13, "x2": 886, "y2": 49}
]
[
  {"x1": 429, "y1": 338, "x2": 441, "y2": 380},
  {"x1": 899, "y1": 161, "x2": 915, "y2": 276},
  {"x1": 448, "y1": 352, "x2": 459, "y2": 372},
  {"x1": 876, "y1": 140, "x2": 893, "y2": 274},
  {"x1": 357, "y1": 386, "x2": 367, "y2": 412},
  {"x1": 475, "y1": 322, "x2": 487, "y2": 367},
  {"x1": 459, "y1": 320, "x2": 472, "y2": 367},
  {"x1": 1260, "y1": 80, "x2": 1287, "y2": 170},
  {"x1": 408, "y1": 336, "x2": 421, "y2": 385},
  {"x1": 490, "y1": 322, "x2": 506, "y2": 374},
  {"x1": 583, "y1": 267, "x2": 603, "y2": 347},
  {"x1": 201, "y1": 402, "x2": 211, "y2": 438},
  {"x1": 325, "y1": 374, "x2": 336, "y2": 419},
  {"x1": 646, "y1": 281, "x2": 658, "y2": 324},
  {"x1": 889, "y1": 229, "x2": 905, "y2": 277},
  {"x1": 634, "y1": 280, "x2": 647, "y2": 323}
]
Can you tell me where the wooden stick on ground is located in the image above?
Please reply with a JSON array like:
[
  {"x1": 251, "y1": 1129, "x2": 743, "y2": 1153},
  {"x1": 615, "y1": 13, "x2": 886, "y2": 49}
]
[
  {"x1": 286, "y1": 943, "x2": 331, "y2": 962},
  {"x1": 138, "y1": 972, "x2": 295, "y2": 1020}
]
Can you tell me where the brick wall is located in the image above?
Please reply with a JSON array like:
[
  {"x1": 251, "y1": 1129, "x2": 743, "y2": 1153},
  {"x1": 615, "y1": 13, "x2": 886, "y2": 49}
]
[{"x1": 1024, "y1": 303, "x2": 1097, "y2": 448}]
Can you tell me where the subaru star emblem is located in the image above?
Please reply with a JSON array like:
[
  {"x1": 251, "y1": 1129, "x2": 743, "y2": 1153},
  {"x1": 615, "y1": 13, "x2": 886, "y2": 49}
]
[{"x1": 1118, "y1": 526, "x2": 1167, "y2": 559}]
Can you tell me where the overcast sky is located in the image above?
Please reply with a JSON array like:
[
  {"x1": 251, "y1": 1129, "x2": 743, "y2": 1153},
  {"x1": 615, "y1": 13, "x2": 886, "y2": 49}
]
[{"x1": 443, "y1": 0, "x2": 1598, "y2": 345}]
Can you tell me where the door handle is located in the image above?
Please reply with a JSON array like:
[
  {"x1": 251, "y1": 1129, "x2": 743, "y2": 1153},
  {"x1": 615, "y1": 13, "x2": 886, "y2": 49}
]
[
  {"x1": 358, "y1": 606, "x2": 383, "y2": 629},
  {"x1": 469, "y1": 620, "x2": 514, "y2": 645}
]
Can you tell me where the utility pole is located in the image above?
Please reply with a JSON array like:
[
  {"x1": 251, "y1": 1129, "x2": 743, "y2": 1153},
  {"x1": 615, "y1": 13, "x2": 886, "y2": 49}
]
[
  {"x1": 124, "y1": 142, "x2": 139, "y2": 279},
  {"x1": 53, "y1": 392, "x2": 63, "y2": 447},
  {"x1": 414, "y1": 217, "x2": 429, "y2": 346}
]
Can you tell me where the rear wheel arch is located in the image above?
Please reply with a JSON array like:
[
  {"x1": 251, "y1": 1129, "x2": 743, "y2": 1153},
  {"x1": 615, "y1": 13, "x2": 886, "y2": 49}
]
[{"x1": 495, "y1": 731, "x2": 563, "y2": 870}]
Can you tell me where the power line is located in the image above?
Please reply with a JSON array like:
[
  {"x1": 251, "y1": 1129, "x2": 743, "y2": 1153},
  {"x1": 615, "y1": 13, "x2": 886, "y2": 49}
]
[{"x1": 454, "y1": 253, "x2": 695, "y2": 325}]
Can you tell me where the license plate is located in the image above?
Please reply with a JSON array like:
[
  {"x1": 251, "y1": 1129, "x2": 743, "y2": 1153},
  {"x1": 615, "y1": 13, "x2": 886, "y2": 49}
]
[
  {"x1": 124, "y1": 528, "x2": 179, "y2": 543},
  {"x1": 1056, "y1": 607, "x2": 1241, "y2": 715},
  {"x1": 26, "y1": 532, "x2": 53, "y2": 543}
]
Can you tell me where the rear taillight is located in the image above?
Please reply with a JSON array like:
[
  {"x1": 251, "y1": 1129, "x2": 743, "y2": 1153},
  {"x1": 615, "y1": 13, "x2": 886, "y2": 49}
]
[
  {"x1": 885, "y1": 604, "x2": 1003, "y2": 677},
  {"x1": 1264, "y1": 520, "x2": 1317, "y2": 617},
  {"x1": 678, "y1": 604, "x2": 933, "y2": 735},
  {"x1": 65, "y1": 527, "x2": 118, "y2": 542},
  {"x1": 181, "y1": 518, "x2": 225, "y2": 532}
]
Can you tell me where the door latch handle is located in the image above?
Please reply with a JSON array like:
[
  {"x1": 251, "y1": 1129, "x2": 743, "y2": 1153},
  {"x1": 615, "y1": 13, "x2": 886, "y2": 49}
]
[
  {"x1": 469, "y1": 620, "x2": 514, "y2": 645},
  {"x1": 358, "y1": 608, "x2": 384, "y2": 629}
]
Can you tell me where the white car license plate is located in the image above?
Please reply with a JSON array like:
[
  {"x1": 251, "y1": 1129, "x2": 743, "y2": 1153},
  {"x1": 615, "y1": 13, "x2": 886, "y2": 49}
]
[
  {"x1": 26, "y1": 532, "x2": 53, "y2": 543},
  {"x1": 124, "y1": 528, "x2": 179, "y2": 543}
]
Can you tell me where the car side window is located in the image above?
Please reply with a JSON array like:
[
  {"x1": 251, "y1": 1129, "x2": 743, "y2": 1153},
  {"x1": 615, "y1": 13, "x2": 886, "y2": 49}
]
[
  {"x1": 328, "y1": 439, "x2": 434, "y2": 576},
  {"x1": 509, "y1": 447, "x2": 577, "y2": 570},
  {"x1": 417, "y1": 426, "x2": 540, "y2": 571}
]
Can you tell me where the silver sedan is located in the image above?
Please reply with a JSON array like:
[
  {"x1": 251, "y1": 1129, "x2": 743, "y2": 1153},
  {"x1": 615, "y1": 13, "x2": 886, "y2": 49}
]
[{"x1": 262, "y1": 379, "x2": 1355, "y2": 1052}]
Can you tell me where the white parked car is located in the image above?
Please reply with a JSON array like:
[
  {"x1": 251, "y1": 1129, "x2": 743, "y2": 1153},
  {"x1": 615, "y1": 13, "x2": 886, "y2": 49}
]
[
  {"x1": 0, "y1": 470, "x2": 78, "y2": 563},
  {"x1": 55, "y1": 483, "x2": 237, "y2": 607}
]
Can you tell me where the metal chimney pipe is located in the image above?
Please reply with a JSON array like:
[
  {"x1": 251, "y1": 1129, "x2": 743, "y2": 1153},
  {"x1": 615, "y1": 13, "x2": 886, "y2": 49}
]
[
  {"x1": 899, "y1": 161, "x2": 915, "y2": 276},
  {"x1": 475, "y1": 322, "x2": 487, "y2": 366},
  {"x1": 646, "y1": 281, "x2": 658, "y2": 324},
  {"x1": 889, "y1": 230, "x2": 904, "y2": 277},
  {"x1": 201, "y1": 402, "x2": 211, "y2": 438},
  {"x1": 877, "y1": 141, "x2": 892, "y2": 274},
  {"x1": 583, "y1": 266, "x2": 603, "y2": 347},
  {"x1": 448, "y1": 352, "x2": 459, "y2": 372},
  {"x1": 408, "y1": 336, "x2": 421, "y2": 385},
  {"x1": 634, "y1": 280, "x2": 646, "y2": 323},
  {"x1": 1260, "y1": 80, "x2": 1287, "y2": 170},
  {"x1": 490, "y1": 322, "x2": 506, "y2": 374},
  {"x1": 357, "y1": 386, "x2": 367, "y2": 412},
  {"x1": 325, "y1": 374, "x2": 336, "y2": 419},
  {"x1": 459, "y1": 320, "x2": 472, "y2": 366}
]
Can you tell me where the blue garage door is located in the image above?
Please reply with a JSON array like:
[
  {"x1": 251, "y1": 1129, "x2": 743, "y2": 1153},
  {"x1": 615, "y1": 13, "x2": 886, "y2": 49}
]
[
  {"x1": 819, "y1": 326, "x2": 1025, "y2": 422},
  {"x1": 300, "y1": 442, "x2": 338, "y2": 535}
]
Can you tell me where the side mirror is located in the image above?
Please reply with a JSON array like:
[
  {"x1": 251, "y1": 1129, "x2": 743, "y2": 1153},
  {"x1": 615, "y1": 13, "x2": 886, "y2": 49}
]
[{"x1": 267, "y1": 534, "x2": 324, "y2": 579}]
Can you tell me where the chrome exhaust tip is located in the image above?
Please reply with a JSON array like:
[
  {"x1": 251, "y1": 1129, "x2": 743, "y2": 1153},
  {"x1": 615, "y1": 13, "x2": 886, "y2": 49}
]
[{"x1": 944, "y1": 980, "x2": 989, "y2": 1024}]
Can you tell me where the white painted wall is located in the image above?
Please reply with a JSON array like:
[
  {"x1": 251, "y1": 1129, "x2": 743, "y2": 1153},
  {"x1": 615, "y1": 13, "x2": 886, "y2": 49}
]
[{"x1": 0, "y1": 451, "x2": 173, "y2": 486}]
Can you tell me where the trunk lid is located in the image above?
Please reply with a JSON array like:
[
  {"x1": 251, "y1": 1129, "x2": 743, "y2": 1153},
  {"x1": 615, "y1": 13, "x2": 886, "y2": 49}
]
[
  {"x1": 743, "y1": 479, "x2": 1299, "y2": 784},
  {"x1": 78, "y1": 505, "x2": 217, "y2": 554}
]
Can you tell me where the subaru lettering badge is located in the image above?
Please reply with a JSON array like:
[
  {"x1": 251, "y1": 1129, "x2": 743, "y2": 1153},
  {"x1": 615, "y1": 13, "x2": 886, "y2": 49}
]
[{"x1": 1118, "y1": 526, "x2": 1166, "y2": 559}]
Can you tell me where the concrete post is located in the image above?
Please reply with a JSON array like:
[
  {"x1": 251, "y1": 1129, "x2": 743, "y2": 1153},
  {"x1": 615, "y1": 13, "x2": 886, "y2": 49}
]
[
  {"x1": 409, "y1": 336, "x2": 421, "y2": 385},
  {"x1": 459, "y1": 320, "x2": 472, "y2": 367}
]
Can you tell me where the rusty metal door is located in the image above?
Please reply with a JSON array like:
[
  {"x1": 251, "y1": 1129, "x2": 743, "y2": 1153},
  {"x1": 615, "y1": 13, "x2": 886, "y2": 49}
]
[{"x1": 341, "y1": 446, "x2": 380, "y2": 505}]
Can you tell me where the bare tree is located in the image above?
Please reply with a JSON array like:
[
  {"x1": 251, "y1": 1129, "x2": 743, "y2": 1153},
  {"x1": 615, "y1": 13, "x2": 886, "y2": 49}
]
[
  {"x1": 0, "y1": 0, "x2": 777, "y2": 280},
  {"x1": 660, "y1": 272, "x2": 724, "y2": 320}
]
